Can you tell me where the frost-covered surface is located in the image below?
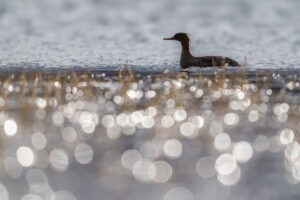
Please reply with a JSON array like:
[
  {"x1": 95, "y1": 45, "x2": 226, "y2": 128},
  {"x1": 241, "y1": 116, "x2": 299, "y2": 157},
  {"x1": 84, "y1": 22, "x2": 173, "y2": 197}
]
[{"x1": 0, "y1": 0, "x2": 300, "y2": 68}]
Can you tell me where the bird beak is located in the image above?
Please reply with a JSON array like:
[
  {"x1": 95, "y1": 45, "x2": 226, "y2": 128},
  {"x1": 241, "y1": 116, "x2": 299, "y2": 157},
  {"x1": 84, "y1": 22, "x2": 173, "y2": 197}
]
[{"x1": 163, "y1": 37, "x2": 174, "y2": 40}]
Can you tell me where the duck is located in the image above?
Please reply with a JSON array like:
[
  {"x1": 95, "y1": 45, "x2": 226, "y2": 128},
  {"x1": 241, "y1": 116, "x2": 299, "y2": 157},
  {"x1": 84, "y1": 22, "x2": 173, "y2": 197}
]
[{"x1": 163, "y1": 33, "x2": 240, "y2": 69}]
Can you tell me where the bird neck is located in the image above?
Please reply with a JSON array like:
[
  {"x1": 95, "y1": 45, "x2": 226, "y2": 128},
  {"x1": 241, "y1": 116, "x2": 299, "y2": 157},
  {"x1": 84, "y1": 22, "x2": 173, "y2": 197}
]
[{"x1": 180, "y1": 41, "x2": 192, "y2": 57}]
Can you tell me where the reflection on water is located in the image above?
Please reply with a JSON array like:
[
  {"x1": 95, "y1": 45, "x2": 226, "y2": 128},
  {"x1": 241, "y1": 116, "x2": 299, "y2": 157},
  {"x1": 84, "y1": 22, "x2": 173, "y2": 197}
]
[
  {"x1": 0, "y1": 0, "x2": 300, "y2": 67},
  {"x1": 1, "y1": 68, "x2": 300, "y2": 199}
]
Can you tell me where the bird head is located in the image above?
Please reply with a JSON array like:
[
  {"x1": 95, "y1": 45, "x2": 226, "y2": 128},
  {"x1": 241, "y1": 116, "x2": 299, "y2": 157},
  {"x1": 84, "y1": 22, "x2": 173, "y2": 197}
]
[{"x1": 163, "y1": 33, "x2": 190, "y2": 43}]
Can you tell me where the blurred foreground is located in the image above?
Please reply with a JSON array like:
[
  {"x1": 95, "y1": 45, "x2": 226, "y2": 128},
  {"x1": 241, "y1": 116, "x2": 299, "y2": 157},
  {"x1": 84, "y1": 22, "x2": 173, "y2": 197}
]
[{"x1": 1, "y1": 67, "x2": 300, "y2": 200}]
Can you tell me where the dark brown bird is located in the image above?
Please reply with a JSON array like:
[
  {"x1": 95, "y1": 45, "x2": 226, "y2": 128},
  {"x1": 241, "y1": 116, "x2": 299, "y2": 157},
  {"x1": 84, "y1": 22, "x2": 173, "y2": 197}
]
[{"x1": 163, "y1": 33, "x2": 240, "y2": 69}]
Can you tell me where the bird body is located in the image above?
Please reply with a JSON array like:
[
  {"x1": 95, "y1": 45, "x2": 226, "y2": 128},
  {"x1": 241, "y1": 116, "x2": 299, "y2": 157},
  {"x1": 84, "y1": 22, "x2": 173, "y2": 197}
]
[{"x1": 164, "y1": 33, "x2": 240, "y2": 69}]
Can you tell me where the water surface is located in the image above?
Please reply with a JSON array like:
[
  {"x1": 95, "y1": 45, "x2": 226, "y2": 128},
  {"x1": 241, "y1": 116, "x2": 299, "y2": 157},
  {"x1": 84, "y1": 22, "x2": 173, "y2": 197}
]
[{"x1": 0, "y1": 0, "x2": 300, "y2": 68}]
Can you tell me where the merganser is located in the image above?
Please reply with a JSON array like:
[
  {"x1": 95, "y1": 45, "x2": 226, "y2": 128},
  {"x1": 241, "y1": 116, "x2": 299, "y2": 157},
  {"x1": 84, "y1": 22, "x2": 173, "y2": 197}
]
[{"x1": 164, "y1": 33, "x2": 240, "y2": 69}]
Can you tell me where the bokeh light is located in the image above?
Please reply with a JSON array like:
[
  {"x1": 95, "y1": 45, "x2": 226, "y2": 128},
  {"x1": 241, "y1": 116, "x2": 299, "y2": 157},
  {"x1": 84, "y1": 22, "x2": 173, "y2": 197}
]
[
  {"x1": 132, "y1": 159, "x2": 152, "y2": 182},
  {"x1": 233, "y1": 141, "x2": 253, "y2": 163},
  {"x1": 217, "y1": 165, "x2": 241, "y2": 186},
  {"x1": 74, "y1": 143, "x2": 93, "y2": 164},
  {"x1": 62, "y1": 127, "x2": 78, "y2": 143},
  {"x1": 161, "y1": 115, "x2": 175, "y2": 128},
  {"x1": 21, "y1": 194, "x2": 43, "y2": 200},
  {"x1": 148, "y1": 160, "x2": 173, "y2": 183},
  {"x1": 0, "y1": 66, "x2": 299, "y2": 199},
  {"x1": 163, "y1": 187, "x2": 194, "y2": 200},
  {"x1": 196, "y1": 156, "x2": 216, "y2": 178},
  {"x1": 0, "y1": 183, "x2": 9, "y2": 200},
  {"x1": 280, "y1": 129, "x2": 294, "y2": 145},
  {"x1": 4, "y1": 157, "x2": 23, "y2": 179},
  {"x1": 224, "y1": 113, "x2": 239, "y2": 126},
  {"x1": 121, "y1": 149, "x2": 142, "y2": 170},
  {"x1": 4, "y1": 119, "x2": 17, "y2": 136},
  {"x1": 49, "y1": 149, "x2": 69, "y2": 171},
  {"x1": 163, "y1": 139, "x2": 182, "y2": 159},
  {"x1": 214, "y1": 133, "x2": 231, "y2": 151},
  {"x1": 180, "y1": 122, "x2": 196, "y2": 137},
  {"x1": 31, "y1": 132, "x2": 47, "y2": 150},
  {"x1": 215, "y1": 154, "x2": 237, "y2": 175},
  {"x1": 17, "y1": 146, "x2": 35, "y2": 167}
]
